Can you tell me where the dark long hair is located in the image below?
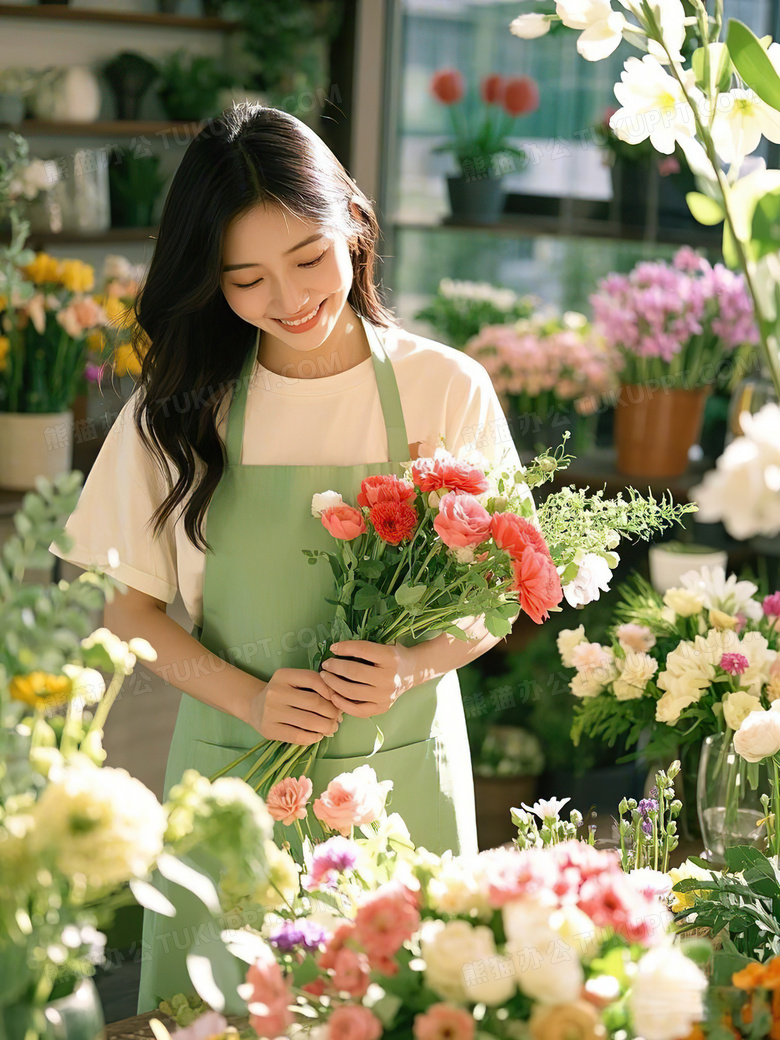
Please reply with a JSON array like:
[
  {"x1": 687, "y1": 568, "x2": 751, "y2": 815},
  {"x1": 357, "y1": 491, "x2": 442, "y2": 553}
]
[{"x1": 130, "y1": 103, "x2": 397, "y2": 553}]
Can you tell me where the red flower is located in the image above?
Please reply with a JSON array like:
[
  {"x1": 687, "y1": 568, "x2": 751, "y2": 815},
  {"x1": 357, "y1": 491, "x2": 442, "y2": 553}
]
[
  {"x1": 430, "y1": 68, "x2": 464, "y2": 105},
  {"x1": 357, "y1": 474, "x2": 416, "y2": 509},
  {"x1": 411, "y1": 454, "x2": 489, "y2": 495},
  {"x1": 511, "y1": 550, "x2": 562, "y2": 624},
  {"x1": 491, "y1": 512, "x2": 551, "y2": 561},
  {"x1": 370, "y1": 501, "x2": 418, "y2": 545},
  {"x1": 503, "y1": 76, "x2": 539, "y2": 117},
  {"x1": 480, "y1": 74, "x2": 505, "y2": 106}
]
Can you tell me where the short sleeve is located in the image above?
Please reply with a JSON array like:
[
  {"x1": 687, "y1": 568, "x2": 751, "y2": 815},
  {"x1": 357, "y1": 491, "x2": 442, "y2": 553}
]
[
  {"x1": 443, "y1": 352, "x2": 523, "y2": 475},
  {"x1": 48, "y1": 395, "x2": 178, "y2": 603}
]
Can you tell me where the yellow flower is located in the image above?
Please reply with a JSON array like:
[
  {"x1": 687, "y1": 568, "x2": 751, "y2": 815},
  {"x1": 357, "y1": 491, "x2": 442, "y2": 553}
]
[
  {"x1": 86, "y1": 328, "x2": 105, "y2": 353},
  {"x1": 103, "y1": 296, "x2": 129, "y2": 324},
  {"x1": 23, "y1": 253, "x2": 61, "y2": 285},
  {"x1": 709, "y1": 608, "x2": 739, "y2": 630},
  {"x1": 58, "y1": 259, "x2": 95, "y2": 293},
  {"x1": 0, "y1": 335, "x2": 9, "y2": 372},
  {"x1": 0, "y1": 293, "x2": 7, "y2": 311},
  {"x1": 113, "y1": 342, "x2": 142, "y2": 377},
  {"x1": 668, "y1": 859, "x2": 713, "y2": 912},
  {"x1": 9, "y1": 671, "x2": 73, "y2": 711}
]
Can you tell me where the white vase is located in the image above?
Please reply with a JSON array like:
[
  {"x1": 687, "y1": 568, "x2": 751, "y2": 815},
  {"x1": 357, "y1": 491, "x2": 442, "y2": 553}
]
[
  {"x1": 0, "y1": 411, "x2": 74, "y2": 491},
  {"x1": 30, "y1": 66, "x2": 102, "y2": 123},
  {"x1": 648, "y1": 544, "x2": 728, "y2": 593}
]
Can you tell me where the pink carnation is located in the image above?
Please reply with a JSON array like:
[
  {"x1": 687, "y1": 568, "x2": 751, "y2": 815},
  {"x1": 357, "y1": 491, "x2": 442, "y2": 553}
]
[
  {"x1": 414, "y1": 1004, "x2": 475, "y2": 1040},
  {"x1": 433, "y1": 492, "x2": 492, "y2": 548},
  {"x1": 245, "y1": 947, "x2": 295, "y2": 1038},
  {"x1": 330, "y1": 946, "x2": 372, "y2": 998},
  {"x1": 353, "y1": 880, "x2": 421, "y2": 962},
  {"x1": 326, "y1": 1005, "x2": 383, "y2": 1040},
  {"x1": 265, "y1": 775, "x2": 312, "y2": 826}
]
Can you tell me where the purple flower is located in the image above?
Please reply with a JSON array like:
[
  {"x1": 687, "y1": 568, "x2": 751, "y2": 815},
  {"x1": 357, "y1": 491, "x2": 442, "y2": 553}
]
[
  {"x1": 269, "y1": 918, "x2": 327, "y2": 953},
  {"x1": 84, "y1": 362, "x2": 104, "y2": 384},
  {"x1": 720, "y1": 652, "x2": 749, "y2": 676},
  {"x1": 641, "y1": 818, "x2": 653, "y2": 835},
  {"x1": 638, "y1": 798, "x2": 658, "y2": 818},
  {"x1": 764, "y1": 593, "x2": 780, "y2": 617},
  {"x1": 302, "y1": 835, "x2": 358, "y2": 891}
]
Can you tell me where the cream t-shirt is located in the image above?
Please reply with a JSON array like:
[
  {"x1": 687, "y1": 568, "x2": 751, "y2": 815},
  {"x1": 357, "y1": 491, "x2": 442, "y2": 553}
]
[{"x1": 49, "y1": 325, "x2": 520, "y2": 629}]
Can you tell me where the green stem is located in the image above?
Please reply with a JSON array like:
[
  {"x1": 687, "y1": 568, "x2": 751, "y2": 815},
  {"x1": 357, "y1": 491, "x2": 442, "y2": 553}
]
[{"x1": 83, "y1": 668, "x2": 124, "y2": 741}]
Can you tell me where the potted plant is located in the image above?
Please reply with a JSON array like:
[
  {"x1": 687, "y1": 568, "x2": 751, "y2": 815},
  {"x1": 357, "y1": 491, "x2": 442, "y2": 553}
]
[
  {"x1": 414, "y1": 277, "x2": 537, "y2": 349},
  {"x1": 429, "y1": 69, "x2": 539, "y2": 221},
  {"x1": 108, "y1": 152, "x2": 167, "y2": 228},
  {"x1": 0, "y1": 67, "x2": 40, "y2": 126},
  {"x1": 464, "y1": 307, "x2": 619, "y2": 456},
  {"x1": 155, "y1": 50, "x2": 235, "y2": 121},
  {"x1": 472, "y1": 723, "x2": 544, "y2": 850},
  {"x1": 590, "y1": 246, "x2": 759, "y2": 478}
]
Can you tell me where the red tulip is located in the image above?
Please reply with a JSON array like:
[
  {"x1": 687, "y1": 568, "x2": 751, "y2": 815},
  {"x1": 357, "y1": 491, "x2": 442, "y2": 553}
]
[
  {"x1": 503, "y1": 76, "x2": 539, "y2": 117},
  {"x1": 480, "y1": 74, "x2": 505, "y2": 106},
  {"x1": 430, "y1": 68, "x2": 465, "y2": 105}
]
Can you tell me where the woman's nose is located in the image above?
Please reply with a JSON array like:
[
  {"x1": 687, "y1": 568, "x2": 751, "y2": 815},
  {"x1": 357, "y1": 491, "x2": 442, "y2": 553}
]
[{"x1": 273, "y1": 279, "x2": 310, "y2": 318}]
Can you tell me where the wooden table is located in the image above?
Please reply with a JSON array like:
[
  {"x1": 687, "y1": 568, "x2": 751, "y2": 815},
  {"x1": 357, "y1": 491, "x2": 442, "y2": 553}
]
[{"x1": 106, "y1": 1012, "x2": 249, "y2": 1039}]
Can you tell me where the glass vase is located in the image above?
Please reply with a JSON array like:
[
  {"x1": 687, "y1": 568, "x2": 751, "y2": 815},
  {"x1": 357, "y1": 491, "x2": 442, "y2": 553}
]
[{"x1": 697, "y1": 731, "x2": 769, "y2": 864}]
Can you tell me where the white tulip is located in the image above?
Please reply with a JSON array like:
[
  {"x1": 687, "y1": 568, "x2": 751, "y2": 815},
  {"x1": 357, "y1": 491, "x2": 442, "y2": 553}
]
[
  {"x1": 556, "y1": 0, "x2": 627, "y2": 61},
  {"x1": 611, "y1": 55, "x2": 702, "y2": 154},
  {"x1": 311, "y1": 490, "x2": 343, "y2": 517},
  {"x1": 734, "y1": 708, "x2": 780, "y2": 762},
  {"x1": 510, "y1": 13, "x2": 553, "y2": 39}
]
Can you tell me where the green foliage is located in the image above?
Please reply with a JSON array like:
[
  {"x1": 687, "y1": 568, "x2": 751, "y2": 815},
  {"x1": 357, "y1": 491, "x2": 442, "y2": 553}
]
[
  {"x1": 726, "y1": 19, "x2": 780, "y2": 111},
  {"x1": 156, "y1": 50, "x2": 234, "y2": 121},
  {"x1": 414, "y1": 280, "x2": 537, "y2": 350}
]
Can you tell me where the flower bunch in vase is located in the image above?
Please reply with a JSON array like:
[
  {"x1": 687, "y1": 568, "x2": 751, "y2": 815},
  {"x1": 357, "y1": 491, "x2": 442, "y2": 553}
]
[
  {"x1": 414, "y1": 277, "x2": 537, "y2": 350},
  {"x1": 464, "y1": 308, "x2": 619, "y2": 455},
  {"x1": 559, "y1": 565, "x2": 780, "y2": 860},
  {"x1": 85, "y1": 252, "x2": 149, "y2": 385}
]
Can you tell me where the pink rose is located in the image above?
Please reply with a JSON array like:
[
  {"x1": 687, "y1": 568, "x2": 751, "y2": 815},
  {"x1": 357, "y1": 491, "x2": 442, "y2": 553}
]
[
  {"x1": 330, "y1": 946, "x2": 372, "y2": 998},
  {"x1": 353, "y1": 880, "x2": 421, "y2": 962},
  {"x1": 357, "y1": 474, "x2": 416, "y2": 508},
  {"x1": 433, "y1": 493, "x2": 492, "y2": 548},
  {"x1": 321, "y1": 504, "x2": 367, "y2": 541},
  {"x1": 317, "y1": 922, "x2": 356, "y2": 972},
  {"x1": 56, "y1": 304, "x2": 84, "y2": 339},
  {"x1": 313, "y1": 764, "x2": 392, "y2": 836},
  {"x1": 326, "y1": 1005, "x2": 383, "y2": 1040},
  {"x1": 245, "y1": 946, "x2": 295, "y2": 1039},
  {"x1": 72, "y1": 295, "x2": 106, "y2": 329},
  {"x1": 414, "y1": 1004, "x2": 475, "y2": 1040},
  {"x1": 411, "y1": 452, "x2": 489, "y2": 495},
  {"x1": 265, "y1": 775, "x2": 313, "y2": 826}
]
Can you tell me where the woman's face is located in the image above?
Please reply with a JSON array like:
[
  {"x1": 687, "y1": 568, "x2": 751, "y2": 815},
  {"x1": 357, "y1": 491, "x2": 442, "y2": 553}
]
[{"x1": 220, "y1": 204, "x2": 354, "y2": 352}]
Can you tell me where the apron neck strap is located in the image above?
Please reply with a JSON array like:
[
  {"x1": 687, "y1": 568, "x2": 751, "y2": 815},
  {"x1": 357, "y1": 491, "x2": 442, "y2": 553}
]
[{"x1": 224, "y1": 317, "x2": 409, "y2": 467}]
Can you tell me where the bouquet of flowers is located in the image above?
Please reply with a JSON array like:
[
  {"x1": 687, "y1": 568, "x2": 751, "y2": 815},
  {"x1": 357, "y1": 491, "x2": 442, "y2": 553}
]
[
  {"x1": 174, "y1": 783, "x2": 708, "y2": 1040},
  {"x1": 414, "y1": 278, "x2": 537, "y2": 350},
  {"x1": 560, "y1": 565, "x2": 780, "y2": 764},
  {"x1": 85, "y1": 252, "x2": 149, "y2": 384},
  {"x1": 0, "y1": 250, "x2": 110, "y2": 413},
  {"x1": 464, "y1": 309, "x2": 619, "y2": 447},
  {"x1": 590, "y1": 246, "x2": 758, "y2": 391},
  {"x1": 218, "y1": 444, "x2": 693, "y2": 811}
]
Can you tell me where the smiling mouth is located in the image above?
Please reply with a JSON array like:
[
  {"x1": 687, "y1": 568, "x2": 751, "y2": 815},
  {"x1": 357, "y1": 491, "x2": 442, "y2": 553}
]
[{"x1": 275, "y1": 300, "x2": 324, "y2": 327}]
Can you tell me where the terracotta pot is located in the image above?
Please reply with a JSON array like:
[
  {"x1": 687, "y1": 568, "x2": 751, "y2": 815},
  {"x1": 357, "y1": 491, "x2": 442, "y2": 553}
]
[
  {"x1": 0, "y1": 411, "x2": 74, "y2": 490},
  {"x1": 614, "y1": 384, "x2": 709, "y2": 478},
  {"x1": 473, "y1": 773, "x2": 537, "y2": 851}
]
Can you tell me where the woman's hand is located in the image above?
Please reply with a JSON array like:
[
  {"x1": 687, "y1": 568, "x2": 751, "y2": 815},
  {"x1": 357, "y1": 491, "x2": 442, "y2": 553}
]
[
  {"x1": 249, "y1": 668, "x2": 344, "y2": 745},
  {"x1": 319, "y1": 641, "x2": 418, "y2": 718}
]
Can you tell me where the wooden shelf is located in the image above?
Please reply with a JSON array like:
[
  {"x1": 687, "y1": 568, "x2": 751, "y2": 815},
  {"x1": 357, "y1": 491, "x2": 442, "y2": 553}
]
[
  {"x1": 6, "y1": 226, "x2": 157, "y2": 247},
  {"x1": 0, "y1": 4, "x2": 239, "y2": 31},
  {"x1": 13, "y1": 119, "x2": 211, "y2": 137}
]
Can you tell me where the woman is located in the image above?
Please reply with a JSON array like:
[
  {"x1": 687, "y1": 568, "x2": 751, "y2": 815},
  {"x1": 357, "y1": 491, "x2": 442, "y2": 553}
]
[{"x1": 50, "y1": 104, "x2": 523, "y2": 1011}]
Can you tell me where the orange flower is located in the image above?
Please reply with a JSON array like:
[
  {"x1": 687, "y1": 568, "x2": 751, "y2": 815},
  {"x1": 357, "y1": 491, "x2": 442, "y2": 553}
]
[
  {"x1": 680, "y1": 1026, "x2": 706, "y2": 1040},
  {"x1": 9, "y1": 671, "x2": 73, "y2": 710},
  {"x1": 764, "y1": 958, "x2": 780, "y2": 990},
  {"x1": 742, "y1": 998, "x2": 754, "y2": 1026},
  {"x1": 733, "y1": 962, "x2": 768, "y2": 991}
]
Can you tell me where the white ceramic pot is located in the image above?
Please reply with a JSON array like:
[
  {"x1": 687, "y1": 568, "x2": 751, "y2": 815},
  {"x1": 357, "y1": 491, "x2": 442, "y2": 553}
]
[
  {"x1": 648, "y1": 543, "x2": 728, "y2": 593},
  {"x1": 0, "y1": 411, "x2": 74, "y2": 491},
  {"x1": 31, "y1": 66, "x2": 102, "y2": 123}
]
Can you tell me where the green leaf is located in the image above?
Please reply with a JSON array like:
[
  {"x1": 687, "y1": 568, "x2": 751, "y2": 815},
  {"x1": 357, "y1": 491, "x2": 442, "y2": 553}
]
[
  {"x1": 394, "y1": 583, "x2": 427, "y2": 608},
  {"x1": 686, "y1": 191, "x2": 725, "y2": 226},
  {"x1": 353, "y1": 585, "x2": 380, "y2": 610},
  {"x1": 691, "y1": 44, "x2": 733, "y2": 93},
  {"x1": 726, "y1": 19, "x2": 780, "y2": 111},
  {"x1": 751, "y1": 191, "x2": 780, "y2": 257},
  {"x1": 441, "y1": 624, "x2": 471, "y2": 641},
  {"x1": 360, "y1": 560, "x2": 385, "y2": 580},
  {"x1": 484, "y1": 613, "x2": 513, "y2": 638}
]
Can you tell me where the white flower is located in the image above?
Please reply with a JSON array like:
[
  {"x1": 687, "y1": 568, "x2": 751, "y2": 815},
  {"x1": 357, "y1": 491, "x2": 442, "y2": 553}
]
[
  {"x1": 510, "y1": 13, "x2": 553, "y2": 38},
  {"x1": 427, "y1": 857, "x2": 492, "y2": 920},
  {"x1": 80, "y1": 627, "x2": 136, "y2": 674},
  {"x1": 428, "y1": 489, "x2": 447, "y2": 510},
  {"x1": 614, "y1": 651, "x2": 657, "y2": 700},
  {"x1": 521, "y1": 796, "x2": 570, "y2": 821},
  {"x1": 663, "y1": 587, "x2": 705, "y2": 617},
  {"x1": 169, "y1": 1011, "x2": 229, "y2": 1040},
  {"x1": 629, "y1": 944, "x2": 707, "y2": 1040},
  {"x1": 506, "y1": 927, "x2": 585, "y2": 1004},
  {"x1": 61, "y1": 664, "x2": 105, "y2": 706},
  {"x1": 420, "y1": 918, "x2": 516, "y2": 1006},
  {"x1": 710, "y1": 89, "x2": 780, "y2": 166},
  {"x1": 724, "y1": 691, "x2": 763, "y2": 731},
  {"x1": 570, "y1": 671, "x2": 607, "y2": 698},
  {"x1": 616, "y1": 623, "x2": 656, "y2": 653},
  {"x1": 451, "y1": 546, "x2": 475, "y2": 564},
  {"x1": 629, "y1": 867, "x2": 673, "y2": 900},
  {"x1": 618, "y1": 0, "x2": 686, "y2": 63},
  {"x1": 734, "y1": 708, "x2": 780, "y2": 762},
  {"x1": 250, "y1": 840, "x2": 300, "y2": 910},
  {"x1": 311, "y1": 490, "x2": 343, "y2": 517},
  {"x1": 692, "y1": 406, "x2": 780, "y2": 540},
  {"x1": 680, "y1": 565, "x2": 763, "y2": 621},
  {"x1": 656, "y1": 633, "x2": 720, "y2": 722},
  {"x1": 30, "y1": 763, "x2": 165, "y2": 889},
  {"x1": 570, "y1": 641, "x2": 615, "y2": 677},
  {"x1": 563, "y1": 553, "x2": 613, "y2": 607},
  {"x1": 737, "y1": 631, "x2": 777, "y2": 695},
  {"x1": 611, "y1": 55, "x2": 701, "y2": 154},
  {"x1": 557, "y1": 625, "x2": 586, "y2": 667},
  {"x1": 128, "y1": 637, "x2": 157, "y2": 662},
  {"x1": 10, "y1": 158, "x2": 55, "y2": 200},
  {"x1": 556, "y1": 0, "x2": 627, "y2": 61}
]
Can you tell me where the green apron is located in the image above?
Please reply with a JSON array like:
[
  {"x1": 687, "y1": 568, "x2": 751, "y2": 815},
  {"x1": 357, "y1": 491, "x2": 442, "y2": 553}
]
[{"x1": 137, "y1": 316, "x2": 477, "y2": 1013}]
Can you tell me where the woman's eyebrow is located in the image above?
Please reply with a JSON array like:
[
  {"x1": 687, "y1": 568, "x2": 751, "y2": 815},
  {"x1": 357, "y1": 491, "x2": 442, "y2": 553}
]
[{"x1": 222, "y1": 233, "x2": 325, "y2": 272}]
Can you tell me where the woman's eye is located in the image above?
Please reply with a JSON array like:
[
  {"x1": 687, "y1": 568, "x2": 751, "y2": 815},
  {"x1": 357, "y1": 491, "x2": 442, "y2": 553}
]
[
  {"x1": 300, "y1": 250, "x2": 328, "y2": 268},
  {"x1": 235, "y1": 278, "x2": 263, "y2": 289},
  {"x1": 232, "y1": 249, "x2": 327, "y2": 289}
]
